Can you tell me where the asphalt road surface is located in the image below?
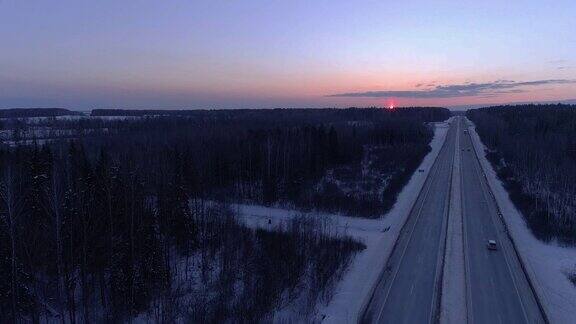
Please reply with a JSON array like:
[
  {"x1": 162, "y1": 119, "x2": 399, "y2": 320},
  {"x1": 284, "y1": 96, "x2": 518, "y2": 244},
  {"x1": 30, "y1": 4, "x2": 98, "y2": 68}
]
[
  {"x1": 461, "y1": 117, "x2": 545, "y2": 324},
  {"x1": 361, "y1": 119, "x2": 456, "y2": 323},
  {"x1": 361, "y1": 117, "x2": 545, "y2": 323}
]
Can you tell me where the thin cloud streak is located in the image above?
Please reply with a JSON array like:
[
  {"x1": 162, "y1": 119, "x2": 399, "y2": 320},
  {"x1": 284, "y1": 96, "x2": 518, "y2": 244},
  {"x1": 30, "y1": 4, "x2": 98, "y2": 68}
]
[{"x1": 328, "y1": 79, "x2": 576, "y2": 99}]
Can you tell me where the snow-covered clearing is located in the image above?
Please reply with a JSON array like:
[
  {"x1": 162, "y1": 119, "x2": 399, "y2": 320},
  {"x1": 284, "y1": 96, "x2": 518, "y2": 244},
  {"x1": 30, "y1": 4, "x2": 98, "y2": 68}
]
[
  {"x1": 234, "y1": 118, "x2": 452, "y2": 323},
  {"x1": 0, "y1": 115, "x2": 85, "y2": 122},
  {"x1": 0, "y1": 114, "x2": 142, "y2": 124},
  {"x1": 467, "y1": 118, "x2": 576, "y2": 324}
]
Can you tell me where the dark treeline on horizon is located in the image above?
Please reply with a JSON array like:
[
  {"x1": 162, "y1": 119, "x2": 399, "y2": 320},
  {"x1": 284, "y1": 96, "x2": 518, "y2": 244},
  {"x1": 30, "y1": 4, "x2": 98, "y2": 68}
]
[
  {"x1": 90, "y1": 106, "x2": 447, "y2": 117},
  {"x1": 83, "y1": 108, "x2": 450, "y2": 216}
]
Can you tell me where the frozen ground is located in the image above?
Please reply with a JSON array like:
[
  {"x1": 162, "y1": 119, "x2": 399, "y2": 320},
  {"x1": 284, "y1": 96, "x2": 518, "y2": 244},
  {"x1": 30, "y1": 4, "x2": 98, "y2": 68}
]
[
  {"x1": 235, "y1": 119, "x2": 452, "y2": 323},
  {"x1": 468, "y1": 118, "x2": 576, "y2": 324}
]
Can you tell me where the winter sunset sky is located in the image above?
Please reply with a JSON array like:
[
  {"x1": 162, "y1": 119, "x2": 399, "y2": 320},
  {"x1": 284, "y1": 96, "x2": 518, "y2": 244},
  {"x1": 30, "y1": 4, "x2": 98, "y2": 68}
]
[{"x1": 1, "y1": 0, "x2": 575, "y2": 109}]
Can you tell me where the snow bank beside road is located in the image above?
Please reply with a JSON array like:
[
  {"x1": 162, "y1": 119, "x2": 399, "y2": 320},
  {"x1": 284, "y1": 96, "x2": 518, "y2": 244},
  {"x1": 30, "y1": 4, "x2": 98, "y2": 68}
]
[
  {"x1": 467, "y1": 118, "x2": 576, "y2": 324},
  {"x1": 236, "y1": 119, "x2": 452, "y2": 323}
]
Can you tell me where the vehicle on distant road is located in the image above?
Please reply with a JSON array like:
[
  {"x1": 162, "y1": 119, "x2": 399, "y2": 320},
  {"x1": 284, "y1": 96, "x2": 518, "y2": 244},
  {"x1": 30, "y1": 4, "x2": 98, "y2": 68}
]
[{"x1": 487, "y1": 240, "x2": 497, "y2": 250}]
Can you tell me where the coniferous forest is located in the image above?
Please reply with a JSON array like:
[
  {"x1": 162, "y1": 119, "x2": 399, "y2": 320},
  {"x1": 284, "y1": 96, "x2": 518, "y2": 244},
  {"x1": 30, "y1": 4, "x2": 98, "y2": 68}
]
[
  {"x1": 0, "y1": 107, "x2": 449, "y2": 322},
  {"x1": 468, "y1": 104, "x2": 576, "y2": 244}
]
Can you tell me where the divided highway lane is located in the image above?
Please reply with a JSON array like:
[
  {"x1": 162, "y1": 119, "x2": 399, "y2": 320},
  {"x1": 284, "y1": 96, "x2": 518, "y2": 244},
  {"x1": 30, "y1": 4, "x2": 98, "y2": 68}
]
[
  {"x1": 361, "y1": 120, "x2": 457, "y2": 324},
  {"x1": 461, "y1": 117, "x2": 545, "y2": 324}
]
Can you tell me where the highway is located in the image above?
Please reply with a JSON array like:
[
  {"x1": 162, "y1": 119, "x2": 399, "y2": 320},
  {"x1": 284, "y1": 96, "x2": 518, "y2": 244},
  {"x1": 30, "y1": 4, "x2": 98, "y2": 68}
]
[
  {"x1": 461, "y1": 117, "x2": 545, "y2": 324},
  {"x1": 361, "y1": 117, "x2": 546, "y2": 323},
  {"x1": 361, "y1": 118, "x2": 456, "y2": 323}
]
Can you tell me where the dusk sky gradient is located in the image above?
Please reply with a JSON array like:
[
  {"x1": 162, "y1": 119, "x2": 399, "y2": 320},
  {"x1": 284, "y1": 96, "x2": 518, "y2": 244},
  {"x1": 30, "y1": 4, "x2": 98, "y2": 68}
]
[{"x1": 1, "y1": 0, "x2": 575, "y2": 109}]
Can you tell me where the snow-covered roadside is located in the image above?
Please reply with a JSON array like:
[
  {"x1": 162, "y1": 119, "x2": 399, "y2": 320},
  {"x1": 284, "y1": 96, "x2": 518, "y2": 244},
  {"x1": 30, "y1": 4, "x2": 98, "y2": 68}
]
[
  {"x1": 440, "y1": 118, "x2": 466, "y2": 324},
  {"x1": 235, "y1": 118, "x2": 453, "y2": 323},
  {"x1": 467, "y1": 118, "x2": 576, "y2": 324}
]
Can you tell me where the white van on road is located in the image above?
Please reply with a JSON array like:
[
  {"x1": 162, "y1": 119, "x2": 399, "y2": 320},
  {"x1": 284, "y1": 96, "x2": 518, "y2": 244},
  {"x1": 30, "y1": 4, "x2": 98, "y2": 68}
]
[{"x1": 487, "y1": 240, "x2": 497, "y2": 250}]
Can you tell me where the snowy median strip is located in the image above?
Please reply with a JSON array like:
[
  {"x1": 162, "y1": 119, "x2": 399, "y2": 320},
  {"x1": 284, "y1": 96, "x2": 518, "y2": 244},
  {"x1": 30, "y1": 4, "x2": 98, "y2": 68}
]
[{"x1": 440, "y1": 117, "x2": 467, "y2": 324}]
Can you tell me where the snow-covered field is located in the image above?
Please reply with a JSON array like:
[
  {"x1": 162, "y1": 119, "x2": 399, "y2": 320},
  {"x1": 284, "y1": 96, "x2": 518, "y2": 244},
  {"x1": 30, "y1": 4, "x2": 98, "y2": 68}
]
[
  {"x1": 0, "y1": 115, "x2": 86, "y2": 122},
  {"x1": 0, "y1": 114, "x2": 130, "y2": 145},
  {"x1": 468, "y1": 118, "x2": 576, "y2": 324},
  {"x1": 0, "y1": 114, "x2": 142, "y2": 124},
  {"x1": 234, "y1": 119, "x2": 452, "y2": 322}
]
